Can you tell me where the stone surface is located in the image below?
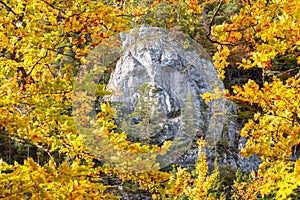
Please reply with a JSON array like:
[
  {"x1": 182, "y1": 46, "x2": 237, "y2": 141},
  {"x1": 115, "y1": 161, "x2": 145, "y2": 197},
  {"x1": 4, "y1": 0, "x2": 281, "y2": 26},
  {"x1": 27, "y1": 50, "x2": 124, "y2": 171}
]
[{"x1": 105, "y1": 26, "x2": 260, "y2": 172}]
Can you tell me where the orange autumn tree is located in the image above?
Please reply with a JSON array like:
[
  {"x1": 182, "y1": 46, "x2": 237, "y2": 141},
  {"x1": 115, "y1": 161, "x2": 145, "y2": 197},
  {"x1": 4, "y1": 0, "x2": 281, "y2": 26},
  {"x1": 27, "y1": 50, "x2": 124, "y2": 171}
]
[{"x1": 206, "y1": 0, "x2": 300, "y2": 199}]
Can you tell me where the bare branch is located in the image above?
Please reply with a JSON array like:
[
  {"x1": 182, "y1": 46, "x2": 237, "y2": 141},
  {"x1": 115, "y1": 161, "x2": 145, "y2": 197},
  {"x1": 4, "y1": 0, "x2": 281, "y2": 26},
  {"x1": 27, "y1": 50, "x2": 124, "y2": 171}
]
[
  {"x1": 28, "y1": 50, "x2": 49, "y2": 76},
  {"x1": 206, "y1": 0, "x2": 224, "y2": 42},
  {"x1": 0, "y1": 0, "x2": 18, "y2": 16},
  {"x1": 0, "y1": 133, "x2": 52, "y2": 158},
  {"x1": 41, "y1": 0, "x2": 66, "y2": 15},
  {"x1": 182, "y1": 54, "x2": 201, "y2": 73}
]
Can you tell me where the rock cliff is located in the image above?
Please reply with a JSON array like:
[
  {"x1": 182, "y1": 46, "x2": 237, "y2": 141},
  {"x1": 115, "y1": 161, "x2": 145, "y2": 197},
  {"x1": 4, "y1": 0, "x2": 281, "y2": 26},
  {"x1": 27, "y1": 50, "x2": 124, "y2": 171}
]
[{"x1": 104, "y1": 26, "x2": 259, "y2": 172}]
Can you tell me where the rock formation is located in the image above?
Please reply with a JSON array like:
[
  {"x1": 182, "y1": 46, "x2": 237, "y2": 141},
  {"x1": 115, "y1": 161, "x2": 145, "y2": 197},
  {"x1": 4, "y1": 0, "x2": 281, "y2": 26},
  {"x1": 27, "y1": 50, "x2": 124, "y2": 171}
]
[{"x1": 104, "y1": 26, "x2": 259, "y2": 172}]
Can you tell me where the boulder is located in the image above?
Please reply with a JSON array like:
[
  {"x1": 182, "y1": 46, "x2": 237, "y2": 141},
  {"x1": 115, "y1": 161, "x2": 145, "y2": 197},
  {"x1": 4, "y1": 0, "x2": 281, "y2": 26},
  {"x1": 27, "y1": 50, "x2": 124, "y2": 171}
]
[{"x1": 104, "y1": 26, "x2": 259, "y2": 172}]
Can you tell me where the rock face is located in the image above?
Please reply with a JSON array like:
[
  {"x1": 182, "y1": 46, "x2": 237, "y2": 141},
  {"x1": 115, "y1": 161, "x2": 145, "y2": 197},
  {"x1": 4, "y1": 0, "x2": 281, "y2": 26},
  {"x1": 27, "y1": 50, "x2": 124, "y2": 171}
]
[{"x1": 106, "y1": 26, "x2": 260, "y2": 172}]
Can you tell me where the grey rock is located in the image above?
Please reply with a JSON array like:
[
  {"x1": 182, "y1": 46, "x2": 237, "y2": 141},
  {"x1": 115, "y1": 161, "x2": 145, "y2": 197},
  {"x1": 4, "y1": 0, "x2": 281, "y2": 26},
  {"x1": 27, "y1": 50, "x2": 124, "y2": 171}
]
[{"x1": 105, "y1": 26, "x2": 260, "y2": 172}]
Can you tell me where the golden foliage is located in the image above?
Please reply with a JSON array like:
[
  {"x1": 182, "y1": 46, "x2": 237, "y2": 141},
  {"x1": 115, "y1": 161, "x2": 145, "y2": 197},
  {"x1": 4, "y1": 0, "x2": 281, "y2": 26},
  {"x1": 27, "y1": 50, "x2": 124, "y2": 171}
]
[
  {"x1": 209, "y1": 0, "x2": 300, "y2": 198},
  {"x1": 1, "y1": 0, "x2": 299, "y2": 198},
  {"x1": 212, "y1": 0, "x2": 300, "y2": 74},
  {"x1": 0, "y1": 0, "x2": 128, "y2": 198}
]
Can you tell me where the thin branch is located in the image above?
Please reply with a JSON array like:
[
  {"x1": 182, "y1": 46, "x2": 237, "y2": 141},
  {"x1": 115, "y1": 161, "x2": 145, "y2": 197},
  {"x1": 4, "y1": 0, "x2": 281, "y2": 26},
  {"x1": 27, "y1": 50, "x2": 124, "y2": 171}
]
[
  {"x1": 46, "y1": 64, "x2": 56, "y2": 77},
  {"x1": 280, "y1": 66, "x2": 300, "y2": 76},
  {"x1": 0, "y1": 0, "x2": 18, "y2": 16},
  {"x1": 28, "y1": 50, "x2": 49, "y2": 76},
  {"x1": 52, "y1": 49, "x2": 74, "y2": 58},
  {"x1": 206, "y1": 0, "x2": 259, "y2": 46},
  {"x1": 41, "y1": 0, "x2": 66, "y2": 15},
  {"x1": 206, "y1": 0, "x2": 224, "y2": 43},
  {"x1": 19, "y1": 90, "x2": 73, "y2": 100},
  {"x1": 247, "y1": 0, "x2": 252, "y2": 7},
  {"x1": 182, "y1": 54, "x2": 201, "y2": 73},
  {"x1": 0, "y1": 133, "x2": 52, "y2": 158},
  {"x1": 12, "y1": 104, "x2": 32, "y2": 116},
  {"x1": 219, "y1": 20, "x2": 259, "y2": 33},
  {"x1": 28, "y1": 35, "x2": 67, "y2": 76}
]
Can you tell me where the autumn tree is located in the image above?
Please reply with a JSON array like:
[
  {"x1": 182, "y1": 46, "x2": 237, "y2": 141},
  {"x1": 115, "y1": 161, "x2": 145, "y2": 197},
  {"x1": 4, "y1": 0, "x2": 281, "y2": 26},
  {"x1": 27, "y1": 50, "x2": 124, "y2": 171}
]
[
  {"x1": 203, "y1": 0, "x2": 300, "y2": 198},
  {"x1": 0, "y1": 0, "x2": 129, "y2": 198},
  {"x1": 3, "y1": 0, "x2": 299, "y2": 199},
  {"x1": 0, "y1": 0, "x2": 218, "y2": 198}
]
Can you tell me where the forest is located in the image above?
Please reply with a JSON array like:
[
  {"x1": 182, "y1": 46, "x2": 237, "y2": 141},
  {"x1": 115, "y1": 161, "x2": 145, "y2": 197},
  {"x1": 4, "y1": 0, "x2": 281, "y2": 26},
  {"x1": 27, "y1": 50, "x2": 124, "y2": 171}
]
[{"x1": 0, "y1": 0, "x2": 299, "y2": 199}]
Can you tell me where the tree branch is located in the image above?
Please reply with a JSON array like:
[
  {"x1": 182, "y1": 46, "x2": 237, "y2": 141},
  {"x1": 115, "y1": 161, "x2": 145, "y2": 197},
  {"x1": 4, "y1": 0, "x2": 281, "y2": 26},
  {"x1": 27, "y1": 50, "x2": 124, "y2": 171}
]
[
  {"x1": 182, "y1": 54, "x2": 201, "y2": 73},
  {"x1": 28, "y1": 50, "x2": 49, "y2": 76},
  {"x1": 0, "y1": 0, "x2": 18, "y2": 16},
  {"x1": 206, "y1": 0, "x2": 224, "y2": 43},
  {"x1": 41, "y1": 0, "x2": 66, "y2": 15},
  {"x1": 0, "y1": 133, "x2": 52, "y2": 158}
]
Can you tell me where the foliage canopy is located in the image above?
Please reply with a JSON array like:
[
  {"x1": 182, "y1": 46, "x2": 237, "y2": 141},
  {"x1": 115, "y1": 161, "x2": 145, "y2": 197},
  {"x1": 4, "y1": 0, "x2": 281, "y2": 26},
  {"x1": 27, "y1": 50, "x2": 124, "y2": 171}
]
[{"x1": 0, "y1": 0, "x2": 299, "y2": 199}]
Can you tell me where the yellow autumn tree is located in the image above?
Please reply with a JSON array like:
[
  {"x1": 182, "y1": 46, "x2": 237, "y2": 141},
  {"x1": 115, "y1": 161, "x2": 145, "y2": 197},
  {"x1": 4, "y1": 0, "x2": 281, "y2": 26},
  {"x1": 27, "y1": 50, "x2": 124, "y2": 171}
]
[
  {"x1": 0, "y1": 0, "x2": 129, "y2": 198},
  {"x1": 6, "y1": 0, "x2": 296, "y2": 199},
  {"x1": 206, "y1": 0, "x2": 300, "y2": 199},
  {"x1": 0, "y1": 0, "x2": 222, "y2": 199}
]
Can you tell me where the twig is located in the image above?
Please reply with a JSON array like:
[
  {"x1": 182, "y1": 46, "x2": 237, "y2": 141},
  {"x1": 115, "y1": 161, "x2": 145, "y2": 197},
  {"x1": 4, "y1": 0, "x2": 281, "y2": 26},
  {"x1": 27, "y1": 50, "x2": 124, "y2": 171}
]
[
  {"x1": 0, "y1": 0, "x2": 18, "y2": 16},
  {"x1": 28, "y1": 51, "x2": 49, "y2": 76},
  {"x1": 0, "y1": 133, "x2": 52, "y2": 158},
  {"x1": 206, "y1": 0, "x2": 224, "y2": 44},
  {"x1": 182, "y1": 54, "x2": 201, "y2": 73},
  {"x1": 41, "y1": 0, "x2": 66, "y2": 15}
]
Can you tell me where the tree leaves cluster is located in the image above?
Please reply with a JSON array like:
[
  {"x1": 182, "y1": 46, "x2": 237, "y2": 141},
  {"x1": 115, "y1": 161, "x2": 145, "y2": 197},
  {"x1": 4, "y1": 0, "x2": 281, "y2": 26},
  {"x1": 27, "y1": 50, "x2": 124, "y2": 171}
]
[
  {"x1": 1, "y1": 0, "x2": 299, "y2": 199},
  {"x1": 204, "y1": 0, "x2": 300, "y2": 198}
]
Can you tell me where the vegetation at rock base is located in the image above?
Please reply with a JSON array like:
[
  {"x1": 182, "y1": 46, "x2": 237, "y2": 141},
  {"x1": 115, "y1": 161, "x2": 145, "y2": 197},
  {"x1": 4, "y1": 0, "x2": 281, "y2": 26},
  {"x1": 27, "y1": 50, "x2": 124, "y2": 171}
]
[{"x1": 0, "y1": 0, "x2": 299, "y2": 199}]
